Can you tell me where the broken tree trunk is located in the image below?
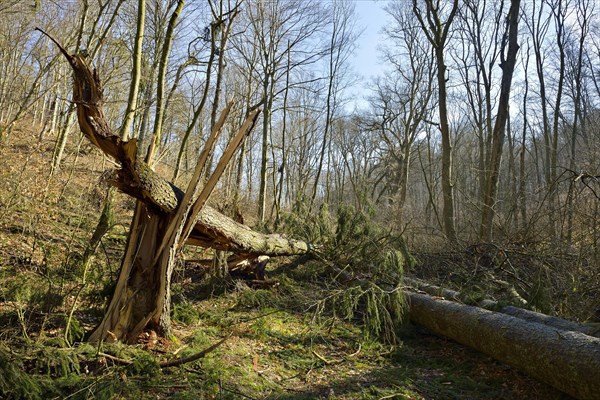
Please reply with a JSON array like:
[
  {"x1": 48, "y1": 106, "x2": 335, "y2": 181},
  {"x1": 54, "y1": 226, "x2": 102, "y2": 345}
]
[
  {"x1": 88, "y1": 202, "x2": 177, "y2": 343},
  {"x1": 407, "y1": 292, "x2": 600, "y2": 400},
  {"x1": 102, "y1": 156, "x2": 309, "y2": 257},
  {"x1": 39, "y1": 29, "x2": 309, "y2": 343}
]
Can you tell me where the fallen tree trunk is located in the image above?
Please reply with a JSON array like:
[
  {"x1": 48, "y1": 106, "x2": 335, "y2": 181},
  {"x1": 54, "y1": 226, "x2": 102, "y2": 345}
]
[
  {"x1": 407, "y1": 291, "x2": 600, "y2": 400},
  {"x1": 188, "y1": 207, "x2": 309, "y2": 256},
  {"x1": 499, "y1": 305, "x2": 600, "y2": 337},
  {"x1": 405, "y1": 276, "x2": 599, "y2": 337},
  {"x1": 106, "y1": 163, "x2": 309, "y2": 256},
  {"x1": 403, "y1": 277, "x2": 461, "y2": 301},
  {"x1": 331, "y1": 263, "x2": 600, "y2": 397},
  {"x1": 327, "y1": 247, "x2": 600, "y2": 397}
]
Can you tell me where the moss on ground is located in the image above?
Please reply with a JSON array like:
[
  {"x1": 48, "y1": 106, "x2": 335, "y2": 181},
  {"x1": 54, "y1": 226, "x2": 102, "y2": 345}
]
[
  {"x1": 0, "y1": 132, "x2": 565, "y2": 399},
  {"x1": 0, "y1": 276, "x2": 565, "y2": 399}
]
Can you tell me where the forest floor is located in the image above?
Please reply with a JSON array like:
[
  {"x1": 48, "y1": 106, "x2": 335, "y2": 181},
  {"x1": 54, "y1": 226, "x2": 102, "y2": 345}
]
[{"x1": 0, "y1": 125, "x2": 567, "y2": 399}]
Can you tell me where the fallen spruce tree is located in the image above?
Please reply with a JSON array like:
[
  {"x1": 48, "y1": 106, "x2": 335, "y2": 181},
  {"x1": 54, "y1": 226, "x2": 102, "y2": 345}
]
[
  {"x1": 38, "y1": 29, "x2": 310, "y2": 343},
  {"x1": 324, "y1": 267, "x2": 600, "y2": 399},
  {"x1": 404, "y1": 277, "x2": 600, "y2": 398},
  {"x1": 407, "y1": 291, "x2": 600, "y2": 400}
]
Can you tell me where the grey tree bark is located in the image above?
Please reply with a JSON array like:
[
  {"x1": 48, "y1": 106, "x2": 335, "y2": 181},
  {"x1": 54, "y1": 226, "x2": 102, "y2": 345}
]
[
  {"x1": 412, "y1": 0, "x2": 459, "y2": 242},
  {"x1": 479, "y1": 0, "x2": 521, "y2": 241},
  {"x1": 407, "y1": 291, "x2": 600, "y2": 400}
]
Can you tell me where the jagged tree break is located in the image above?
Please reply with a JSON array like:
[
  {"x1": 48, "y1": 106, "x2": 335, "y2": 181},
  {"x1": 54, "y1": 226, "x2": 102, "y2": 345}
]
[{"x1": 37, "y1": 29, "x2": 309, "y2": 343}]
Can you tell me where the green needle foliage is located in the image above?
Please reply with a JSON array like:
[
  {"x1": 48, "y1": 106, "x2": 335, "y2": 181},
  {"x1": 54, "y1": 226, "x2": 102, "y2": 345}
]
[
  {"x1": 281, "y1": 203, "x2": 414, "y2": 344},
  {"x1": 0, "y1": 346, "x2": 43, "y2": 400}
]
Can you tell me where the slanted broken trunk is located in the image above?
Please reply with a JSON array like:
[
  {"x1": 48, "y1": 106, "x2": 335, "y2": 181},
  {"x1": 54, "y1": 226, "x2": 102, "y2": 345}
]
[
  {"x1": 40, "y1": 30, "x2": 309, "y2": 343},
  {"x1": 88, "y1": 204, "x2": 179, "y2": 342}
]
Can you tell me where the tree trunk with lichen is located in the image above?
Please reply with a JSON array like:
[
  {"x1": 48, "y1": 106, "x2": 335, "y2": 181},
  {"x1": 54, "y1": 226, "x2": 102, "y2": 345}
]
[{"x1": 39, "y1": 30, "x2": 309, "y2": 343}]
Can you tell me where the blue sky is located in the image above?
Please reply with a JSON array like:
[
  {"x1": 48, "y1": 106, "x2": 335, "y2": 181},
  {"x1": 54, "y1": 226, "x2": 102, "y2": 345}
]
[{"x1": 350, "y1": 0, "x2": 392, "y2": 109}]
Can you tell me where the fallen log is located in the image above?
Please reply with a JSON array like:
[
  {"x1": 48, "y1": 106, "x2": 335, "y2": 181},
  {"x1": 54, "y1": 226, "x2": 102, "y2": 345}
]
[
  {"x1": 330, "y1": 254, "x2": 600, "y2": 397},
  {"x1": 102, "y1": 149, "x2": 309, "y2": 257},
  {"x1": 188, "y1": 207, "x2": 309, "y2": 256},
  {"x1": 403, "y1": 277, "x2": 461, "y2": 301},
  {"x1": 405, "y1": 277, "x2": 599, "y2": 337},
  {"x1": 500, "y1": 305, "x2": 600, "y2": 337},
  {"x1": 407, "y1": 291, "x2": 600, "y2": 400}
]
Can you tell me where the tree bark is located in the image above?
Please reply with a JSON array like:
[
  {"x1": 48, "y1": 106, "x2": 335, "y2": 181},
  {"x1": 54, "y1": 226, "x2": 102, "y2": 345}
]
[
  {"x1": 87, "y1": 203, "x2": 176, "y2": 343},
  {"x1": 479, "y1": 0, "x2": 521, "y2": 241},
  {"x1": 412, "y1": 0, "x2": 459, "y2": 243},
  {"x1": 498, "y1": 305, "x2": 600, "y2": 337},
  {"x1": 404, "y1": 276, "x2": 599, "y2": 337},
  {"x1": 407, "y1": 291, "x2": 600, "y2": 400},
  {"x1": 187, "y1": 206, "x2": 308, "y2": 256}
]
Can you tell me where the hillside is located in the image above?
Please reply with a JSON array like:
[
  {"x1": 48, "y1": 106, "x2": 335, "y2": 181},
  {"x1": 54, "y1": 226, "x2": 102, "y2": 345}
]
[{"x1": 0, "y1": 123, "x2": 565, "y2": 399}]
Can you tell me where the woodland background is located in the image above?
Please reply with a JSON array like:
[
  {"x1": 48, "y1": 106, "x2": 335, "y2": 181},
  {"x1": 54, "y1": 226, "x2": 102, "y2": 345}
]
[{"x1": 0, "y1": 0, "x2": 599, "y2": 398}]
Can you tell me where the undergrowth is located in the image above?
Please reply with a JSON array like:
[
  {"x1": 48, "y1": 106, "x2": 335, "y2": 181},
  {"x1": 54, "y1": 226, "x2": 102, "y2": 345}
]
[
  {"x1": 279, "y1": 203, "x2": 414, "y2": 344},
  {"x1": 0, "y1": 340, "x2": 162, "y2": 400},
  {"x1": 0, "y1": 132, "x2": 563, "y2": 399}
]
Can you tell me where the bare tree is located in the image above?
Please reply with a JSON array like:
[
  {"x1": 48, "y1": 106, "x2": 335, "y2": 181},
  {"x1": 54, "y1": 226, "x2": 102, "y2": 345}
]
[
  {"x1": 412, "y1": 0, "x2": 460, "y2": 242},
  {"x1": 564, "y1": 0, "x2": 593, "y2": 245},
  {"x1": 309, "y1": 0, "x2": 358, "y2": 210},
  {"x1": 120, "y1": 0, "x2": 146, "y2": 140},
  {"x1": 241, "y1": 0, "x2": 329, "y2": 222},
  {"x1": 172, "y1": 1, "x2": 241, "y2": 182},
  {"x1": 145, "y1": 0, "x2": 185, "y2": 165},
  {"x1": 371, "y1": 1, "x2": 435, "y2": 210},
  {"x1": 452, "y1": 0, "x2": 505, "y2": 207},
  {"x1": 479, "y1": 0, "x2": 521, "y2": 241}
]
